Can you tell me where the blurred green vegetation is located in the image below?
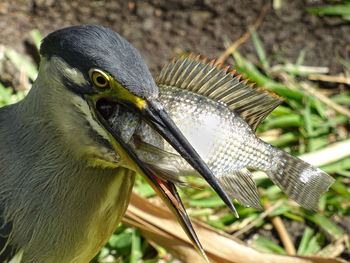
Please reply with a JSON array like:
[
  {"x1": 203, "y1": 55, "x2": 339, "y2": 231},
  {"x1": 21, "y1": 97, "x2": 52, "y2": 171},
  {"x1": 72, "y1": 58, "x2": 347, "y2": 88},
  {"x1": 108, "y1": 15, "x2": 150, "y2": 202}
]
[
  {"x1": 308, "y1": 1, "x2": 350, "y2": 20},
  {"x1": 0, "y1": 28, "x2": 349, "y2": 262}
]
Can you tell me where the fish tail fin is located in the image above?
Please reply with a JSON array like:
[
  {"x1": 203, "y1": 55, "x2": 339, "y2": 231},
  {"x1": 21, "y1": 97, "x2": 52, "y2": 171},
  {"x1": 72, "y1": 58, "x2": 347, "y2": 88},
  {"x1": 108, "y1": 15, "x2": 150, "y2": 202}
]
[{"x1": 266, "y1": 148, "x2": 334, "y2": 210}]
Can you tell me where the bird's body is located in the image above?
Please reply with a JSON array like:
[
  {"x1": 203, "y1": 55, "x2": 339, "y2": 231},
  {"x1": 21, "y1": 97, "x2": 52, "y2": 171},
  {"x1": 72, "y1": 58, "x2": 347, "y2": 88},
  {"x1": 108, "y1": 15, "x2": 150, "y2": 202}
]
[
  {"x1": 133, "y1": 55, "x2": 334, "y2": 210},
  {"x1": 0, "y1": 56, "x2": 135, "y2": 263},
  {"x1": 1, "y1": 25, "x2": 232, "y2": 263}
]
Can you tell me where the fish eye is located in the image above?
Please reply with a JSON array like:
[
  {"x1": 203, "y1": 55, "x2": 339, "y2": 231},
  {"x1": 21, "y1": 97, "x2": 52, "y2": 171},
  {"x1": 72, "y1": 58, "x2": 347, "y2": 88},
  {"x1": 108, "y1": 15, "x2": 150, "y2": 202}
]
[{"x1": 90, "y1": 69, "x2": 109, "y2": 89}]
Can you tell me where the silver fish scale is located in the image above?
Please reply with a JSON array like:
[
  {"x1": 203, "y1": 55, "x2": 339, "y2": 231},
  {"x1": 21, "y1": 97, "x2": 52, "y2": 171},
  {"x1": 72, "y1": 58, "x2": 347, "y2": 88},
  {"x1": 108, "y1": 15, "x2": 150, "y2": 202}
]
[{"x1": 153, "y1": 85, "x2": 273, "y2": 177}]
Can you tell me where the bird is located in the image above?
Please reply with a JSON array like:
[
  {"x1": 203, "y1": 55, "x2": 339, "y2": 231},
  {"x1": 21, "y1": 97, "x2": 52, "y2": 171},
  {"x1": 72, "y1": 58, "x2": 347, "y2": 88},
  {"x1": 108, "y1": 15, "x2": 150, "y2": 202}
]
[{"x1": 0, "y1": 24, "x2": 233, "y2": 263}]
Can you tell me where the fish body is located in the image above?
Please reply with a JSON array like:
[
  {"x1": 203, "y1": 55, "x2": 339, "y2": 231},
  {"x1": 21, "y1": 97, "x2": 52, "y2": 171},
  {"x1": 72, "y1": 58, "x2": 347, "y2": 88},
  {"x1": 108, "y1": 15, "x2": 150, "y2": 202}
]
[{"x1": 131, "y1": 55, "x2": 334, "y2": 211}]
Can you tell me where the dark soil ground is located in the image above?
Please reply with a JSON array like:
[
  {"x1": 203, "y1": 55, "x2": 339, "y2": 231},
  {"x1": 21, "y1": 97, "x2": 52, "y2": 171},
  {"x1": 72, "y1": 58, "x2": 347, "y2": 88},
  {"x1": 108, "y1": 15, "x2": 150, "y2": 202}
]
[
  {"x1": 1, "y1": 0, "x2": 350, "y2": 78},
  {"x1": 0, "y1": 0, "x2": 349, "y2": 260}
]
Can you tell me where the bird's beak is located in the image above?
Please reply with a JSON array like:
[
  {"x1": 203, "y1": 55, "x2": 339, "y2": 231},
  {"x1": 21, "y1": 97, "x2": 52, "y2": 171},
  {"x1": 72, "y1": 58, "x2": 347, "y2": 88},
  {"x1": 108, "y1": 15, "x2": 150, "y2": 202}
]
[
  {"x1": 91, "y1": 99, "x2": 209, "y2": 260},
  {"x1": 90, "y1": 92, "x2": 236, "y2": 214}
]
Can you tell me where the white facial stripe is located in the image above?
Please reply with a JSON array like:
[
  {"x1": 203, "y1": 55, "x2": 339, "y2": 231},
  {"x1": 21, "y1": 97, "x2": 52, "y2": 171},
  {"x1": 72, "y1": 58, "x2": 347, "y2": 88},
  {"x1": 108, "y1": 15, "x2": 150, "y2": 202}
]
[
  {"x1": 43, "y1": 56, "x2": 107, "y2": 141},
  {"x1": 49, "y1": 56, "x2": 89, "y2": 87},
  {"x1": 71, "y1": 95, "x2": 111, "y2": 142},
  {"x1": 63, "y1": 67, "x2": 87, "y2": 86}
]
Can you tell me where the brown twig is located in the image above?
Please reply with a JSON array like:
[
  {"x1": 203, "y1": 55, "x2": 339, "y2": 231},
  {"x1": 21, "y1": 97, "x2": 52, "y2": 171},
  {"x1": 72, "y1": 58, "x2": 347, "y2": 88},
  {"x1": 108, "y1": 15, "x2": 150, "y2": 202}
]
[
  {"x1": 316, "y1": 236, "x2": 346, "y2": 257},
  {"x1": 216, "y1": 1, "x2": 269, "y2": 65},
  {"x1": 278, "y1": 72, "x2": 350, "y2": 118},
  {"x1": 263, "y1": 201, "x2": 296, "y2": 255},
  {"x1": 300, "y1": 82, "x2": 350, "y2": 118},
  {"x1": 271, "y1": 64, "x2": 329, "y2": 74},
  {"x1": 309, "y1": 74, "x2": 350, "y2": 85}
]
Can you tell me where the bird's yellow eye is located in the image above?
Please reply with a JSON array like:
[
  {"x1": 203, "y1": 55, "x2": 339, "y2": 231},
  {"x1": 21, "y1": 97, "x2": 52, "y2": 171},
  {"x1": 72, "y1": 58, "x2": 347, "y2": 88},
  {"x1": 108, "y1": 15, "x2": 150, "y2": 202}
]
[{"x1": 91, "y1": 70, "x2": 109, "y2": 89}]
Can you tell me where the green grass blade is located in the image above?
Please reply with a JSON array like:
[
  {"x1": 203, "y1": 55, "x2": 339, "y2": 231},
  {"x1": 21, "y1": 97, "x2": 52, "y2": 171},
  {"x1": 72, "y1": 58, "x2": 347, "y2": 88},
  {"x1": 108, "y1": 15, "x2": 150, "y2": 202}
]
[
  {"x1": 269, "y1": 132, "x2": 299, "y2": 148},
  {"x1": 108, "y1": 232, "x2": 132, "y2": 249},
  {"x1": 252, "y1": 235, "x2": 287, "y2": 254},
  {"x1": 321, "y1": 157, "x2": 350, "y2": 174},
  {"x1": 250, "y1": 27, "x2": 270, "y2": 71},
  {"x1": 297, "y1": 227, "x2": 314, "y2": 255},
  {"x1": 304, "y1": 212, "x2": 343, "y2": 240},
  {"x1": 283, "y1": 212, "x2": 305, "y2": 222},
  {"x1": 296, "y1": 49, "x2": 306, "y2": 66},
  {"x1": 130, "y1": 229, "x2": 142, "y2": 263},
  {"x1": 0, "y1": 82, "x2": 13, "y2": 106},
  {"x1": 304, "y1": 100, "x2": 313, "y2": 136},
  {"x1": 264, "y1": 114, "x2": 302, "y2": 128},
  {"x1": 189, "y1": 196, "x2": 225, "y2": 208},
  {"x1": 330, "y1": 178, "x2": 350, "y2": 197},
  {"x1": 308, "y1": 4, "x2": 350, "y2": 17},
  {"x1": 30, "y1": 29, "x2": 43, "y2": 51}
]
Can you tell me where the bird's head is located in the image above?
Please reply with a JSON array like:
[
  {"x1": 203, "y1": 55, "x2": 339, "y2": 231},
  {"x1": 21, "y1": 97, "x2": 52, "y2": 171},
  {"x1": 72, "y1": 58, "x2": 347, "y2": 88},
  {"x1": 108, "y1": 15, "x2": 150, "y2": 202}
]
[{"x1": 36, "y1": 25, "x2": 234, "y2": 260}]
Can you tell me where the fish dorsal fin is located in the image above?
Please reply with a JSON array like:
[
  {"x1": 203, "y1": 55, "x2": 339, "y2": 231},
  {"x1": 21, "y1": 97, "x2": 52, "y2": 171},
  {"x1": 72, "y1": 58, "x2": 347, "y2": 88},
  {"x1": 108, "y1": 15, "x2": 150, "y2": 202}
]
[{"x1": 156, "y1": 54, "x2": 284, "y2": 132}]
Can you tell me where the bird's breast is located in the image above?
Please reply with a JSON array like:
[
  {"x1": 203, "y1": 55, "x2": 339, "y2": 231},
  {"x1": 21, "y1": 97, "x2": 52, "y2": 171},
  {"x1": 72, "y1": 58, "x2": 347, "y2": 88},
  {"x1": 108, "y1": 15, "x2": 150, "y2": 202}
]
[{"x1": 73, "y1": 168, "x2": 135, "y2": 263}]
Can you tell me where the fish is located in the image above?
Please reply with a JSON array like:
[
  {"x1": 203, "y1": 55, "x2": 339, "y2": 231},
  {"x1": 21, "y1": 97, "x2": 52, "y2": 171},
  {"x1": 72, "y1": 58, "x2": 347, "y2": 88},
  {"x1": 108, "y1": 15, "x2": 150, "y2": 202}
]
[{"x1": 111, "y1": 54, "x2": 335, "y2": 214}]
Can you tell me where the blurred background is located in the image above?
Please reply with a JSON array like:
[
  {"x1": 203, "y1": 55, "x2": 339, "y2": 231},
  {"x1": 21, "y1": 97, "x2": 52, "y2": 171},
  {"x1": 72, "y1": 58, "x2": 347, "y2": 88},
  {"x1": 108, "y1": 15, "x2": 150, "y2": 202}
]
[{"x1": 0, "y1": 0, "x2": 349, "y2": 262}]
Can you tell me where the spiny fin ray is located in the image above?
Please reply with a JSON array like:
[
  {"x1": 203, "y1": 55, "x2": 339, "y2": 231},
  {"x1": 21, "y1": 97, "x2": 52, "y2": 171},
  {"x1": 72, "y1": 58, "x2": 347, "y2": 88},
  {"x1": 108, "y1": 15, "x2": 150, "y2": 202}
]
[
  {"x1": 156, "y1": 55, "x2": 284, "y2": 131},
  {"x1": 219, "y1": 169, "x2": 262, "y2": 210}
]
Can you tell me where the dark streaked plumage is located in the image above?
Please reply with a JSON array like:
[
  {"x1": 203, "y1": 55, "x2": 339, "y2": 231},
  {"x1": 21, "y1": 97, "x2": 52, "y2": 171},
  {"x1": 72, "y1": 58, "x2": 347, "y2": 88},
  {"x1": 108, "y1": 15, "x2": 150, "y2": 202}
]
[{"x1": 0, "y1": 206, "x2": 14, "y2": 262}]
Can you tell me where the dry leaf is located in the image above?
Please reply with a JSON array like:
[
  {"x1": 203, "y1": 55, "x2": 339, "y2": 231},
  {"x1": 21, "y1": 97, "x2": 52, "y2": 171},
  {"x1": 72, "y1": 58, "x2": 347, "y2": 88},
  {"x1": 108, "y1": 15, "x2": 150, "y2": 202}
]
[{"x1": 123, "y1": 193, "x2": 348, "y2": 263}]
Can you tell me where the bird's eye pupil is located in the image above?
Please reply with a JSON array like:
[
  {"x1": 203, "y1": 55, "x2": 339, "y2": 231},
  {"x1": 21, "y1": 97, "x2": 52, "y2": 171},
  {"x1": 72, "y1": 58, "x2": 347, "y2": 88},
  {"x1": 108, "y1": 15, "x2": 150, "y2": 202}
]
[{"x1": 96, "y1": 76, "x2": 106, "y2": 85}]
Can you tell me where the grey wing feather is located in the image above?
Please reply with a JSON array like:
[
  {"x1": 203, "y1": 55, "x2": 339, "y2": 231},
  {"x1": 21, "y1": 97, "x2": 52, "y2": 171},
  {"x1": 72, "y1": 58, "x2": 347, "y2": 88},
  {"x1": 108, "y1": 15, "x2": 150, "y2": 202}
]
[
  {"x1": 219, "y1": 169, "x2": 262, "y2": 210},
  {"x1": 0, "y1": 107, "x2": 19, "y2": 262},
  {"x1": 0, "y1": 205, "x2": 16, "y2": 262},
  {"x1": 156, "y1": 55, "x2": 284, "y2": 132}
]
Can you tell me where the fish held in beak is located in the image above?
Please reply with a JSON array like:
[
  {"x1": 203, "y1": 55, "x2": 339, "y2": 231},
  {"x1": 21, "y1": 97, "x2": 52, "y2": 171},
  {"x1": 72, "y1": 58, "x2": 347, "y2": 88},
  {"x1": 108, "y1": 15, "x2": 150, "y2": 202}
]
[
  {"x1": 100, "y1": 97, "x2": 236, "y2": 216},
  {"x1": 134, "y1": 54, "x2": 334, "y2": 212},
  {"x1": 100, "y1": 100, "x2": 222, "y2": 261}
]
